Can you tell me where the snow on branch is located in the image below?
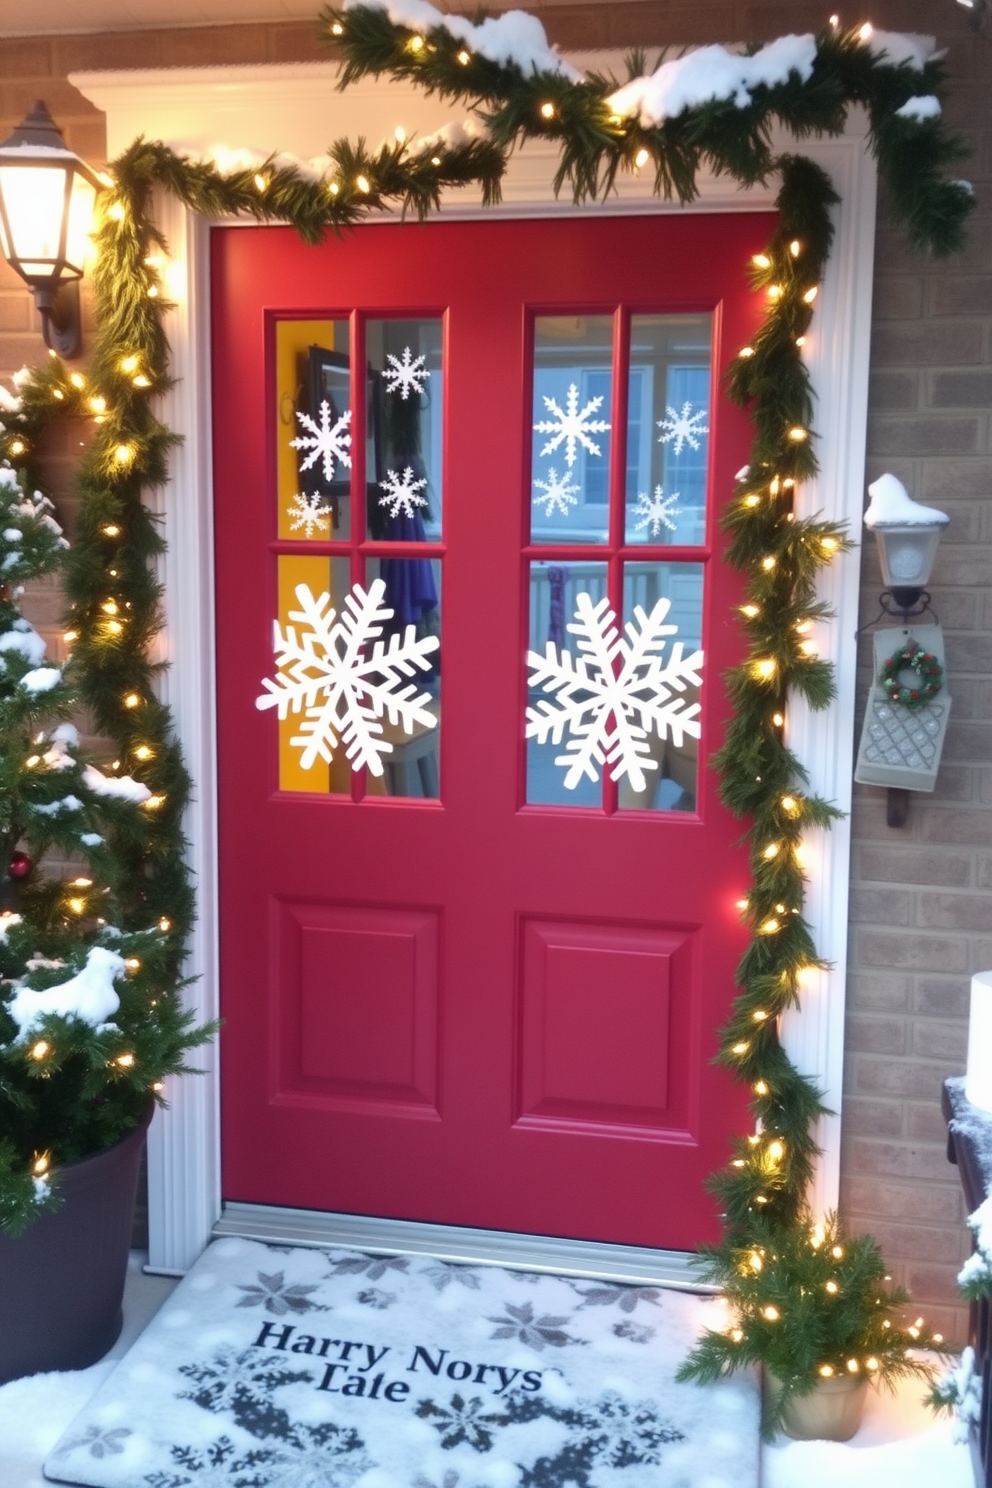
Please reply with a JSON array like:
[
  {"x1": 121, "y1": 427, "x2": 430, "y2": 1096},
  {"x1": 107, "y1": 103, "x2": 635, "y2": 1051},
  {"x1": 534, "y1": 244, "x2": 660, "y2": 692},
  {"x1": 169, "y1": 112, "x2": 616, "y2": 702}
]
[
  {"x1": 343, "y1": 0, "x2": 581, "y2": 78},
  {"x1": 608, "y1": 34, "x2": 817, "y2": 127}
]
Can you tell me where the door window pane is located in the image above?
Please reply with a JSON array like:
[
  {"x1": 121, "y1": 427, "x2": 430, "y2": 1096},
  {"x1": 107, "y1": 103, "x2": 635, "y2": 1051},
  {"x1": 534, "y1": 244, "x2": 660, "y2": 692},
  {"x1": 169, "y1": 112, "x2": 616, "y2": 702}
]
[
  {"x1": 275, "y1": 319, "x2": 355, "y2": 540},
  {"x1": 530, "y1": 316, "x2": 613, "y2": 545},
  {"x1": 624, "y1": 314, "x2": 712, "y2": 547},
  {"x1": 617, "y1": 562, "x2": 704, "y2": 813},
  {"x1": 366, "y1": 318, "x2": 443, "y2": 543},
  {"x1": 274, "y1": 555, "x2": 352, "y2": 793},
  {"x1": 364, "y1": 556, "x2": 441, "y2": 799},
  {"x1": 525, "y1": 560, "x2": 608, "y2": 807}
]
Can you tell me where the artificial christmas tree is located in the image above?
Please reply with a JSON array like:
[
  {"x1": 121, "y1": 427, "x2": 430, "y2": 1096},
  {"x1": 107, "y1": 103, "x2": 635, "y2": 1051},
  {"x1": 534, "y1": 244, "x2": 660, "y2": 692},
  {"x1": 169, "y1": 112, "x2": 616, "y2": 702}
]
[{"x1": 0, "y1": 459, "x2": 213, "y2": 1377}]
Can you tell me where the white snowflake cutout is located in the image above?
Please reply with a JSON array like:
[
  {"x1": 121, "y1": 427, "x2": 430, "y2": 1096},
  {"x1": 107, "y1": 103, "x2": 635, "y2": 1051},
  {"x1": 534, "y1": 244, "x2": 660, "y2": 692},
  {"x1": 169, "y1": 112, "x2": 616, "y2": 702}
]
[
  {"x1": 286, "y1": 491, "x2": 333, "y2": 538},
  {"x1": 633, "y1": 485, "x2": 682, "y2": 537},
  {"x1": 534, "y1": 382, "x2": 611, "y2": 467},
  {"x1": 657, "y1": 401, "x2": 708, "y2": 455},
  {"x1": 290, "y1": 400, "x2": 352, "y2": 483},
  {"x1": 382, "y1": 346, "x2": 430, "y2": 400},
  {"x1": 379, "y1": 466, "x2": 428, "y2": 520},
  {"x1": 526, "y1": 591, "x2": 703, "y2": 794},
  {"x1": 256, "y1": 579, "x2": 439, "y2": 775},
  {"x1": 533, "y1": 466, "x2": 580, "y2": 519}
]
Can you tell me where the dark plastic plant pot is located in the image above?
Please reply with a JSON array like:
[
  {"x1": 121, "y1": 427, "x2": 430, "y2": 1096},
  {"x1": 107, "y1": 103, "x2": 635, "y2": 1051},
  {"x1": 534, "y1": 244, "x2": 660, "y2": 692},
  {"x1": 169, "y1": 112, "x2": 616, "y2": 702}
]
[{"x1": 0, "y1": 1103, "x2": 152, "y2": 1384}]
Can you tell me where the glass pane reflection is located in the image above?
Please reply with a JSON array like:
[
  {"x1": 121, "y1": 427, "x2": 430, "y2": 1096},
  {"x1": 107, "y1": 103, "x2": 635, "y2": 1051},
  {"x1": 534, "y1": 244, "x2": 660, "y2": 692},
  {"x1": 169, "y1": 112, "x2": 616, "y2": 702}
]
[
  {"x1": 366, "y1": 319, "x2": 443, "y2": 544},
  {"x1": 616, "y1": 562, "x2": 704, "y2": 813},
  {"x1": 365, "y1": 556, "x2": 441, "y2": 799},
  {"x1": 624, "y1": 314, "x2": 712, "y2": 547},
  {"x1": 526, "y1": 560, "x2": 607, "y2": 807},
  {"x1": 276, "y1": 319, "x2": 354, "y2": 540},
  {"x1": 530, "y1": 316, "x2": 613, "y2": 545}
]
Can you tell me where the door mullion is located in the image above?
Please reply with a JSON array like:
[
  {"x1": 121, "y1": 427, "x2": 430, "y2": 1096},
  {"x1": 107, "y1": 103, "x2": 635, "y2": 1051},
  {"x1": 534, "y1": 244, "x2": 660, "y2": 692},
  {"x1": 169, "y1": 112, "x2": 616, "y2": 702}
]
[{"x1": 603, "y1": 308, "x2": 629, "y2": 817}]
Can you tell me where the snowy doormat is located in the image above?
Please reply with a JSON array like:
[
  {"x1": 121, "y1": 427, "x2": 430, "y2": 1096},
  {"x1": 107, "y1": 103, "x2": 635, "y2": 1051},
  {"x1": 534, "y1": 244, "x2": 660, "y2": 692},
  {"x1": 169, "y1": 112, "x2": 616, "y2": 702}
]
[{"x1": 45, "y1": 1236, "x2": 758, "y2": 1488}]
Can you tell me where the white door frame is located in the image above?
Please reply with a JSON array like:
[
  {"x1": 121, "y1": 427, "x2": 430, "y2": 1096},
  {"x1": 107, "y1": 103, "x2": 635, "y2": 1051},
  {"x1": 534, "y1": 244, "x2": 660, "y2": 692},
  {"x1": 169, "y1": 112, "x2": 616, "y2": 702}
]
[{"x1": 73, "y1": 60, "x2": 875, "y2": 1274}]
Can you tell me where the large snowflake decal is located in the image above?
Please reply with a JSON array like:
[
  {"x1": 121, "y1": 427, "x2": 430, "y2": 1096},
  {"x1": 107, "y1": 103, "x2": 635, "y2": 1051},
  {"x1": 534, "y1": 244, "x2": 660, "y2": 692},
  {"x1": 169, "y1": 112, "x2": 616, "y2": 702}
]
[
  {"x1": 657, "y1": 400, "x2": 708, "y2": 455},
  {"x1": 534, "y1": 383, "x2": 610, "y2": 467},
  {"x1": 382, "y1": 346, "x2": 430, "y2": 400},
  {"x1": 286, "y1": 491, "x2": 332, "y2": 538},
  {"x1": 526, "y1": 591, "x2": 703, "y2": 793},
  {"x1": 632, "y1": 485, "x2": 682, "y2": 537},
  {"x1": 379, "y1": 465, "x2": 428, "y2": 519},
  {"x1": 290, "y1": 400, "x2": 352, "y2": 483},
  {"x1": 577, "y1": 1390, "x2": 684, "y2": 1470},
  {"x1": 256, "y1": 579, "x2": 439, "y2": 775},
  {"x1": 533, "y1": 466, "x2": 579, "y2": 518}
]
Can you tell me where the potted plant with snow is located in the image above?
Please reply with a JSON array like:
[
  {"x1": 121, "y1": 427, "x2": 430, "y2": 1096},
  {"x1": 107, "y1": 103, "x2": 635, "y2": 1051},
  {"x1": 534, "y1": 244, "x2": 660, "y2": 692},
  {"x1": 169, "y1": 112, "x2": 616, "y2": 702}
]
[
  {"x1": 0, "y1": 461, "x2": 214, "y2": 1383},
  {"x1": 677, "y1": 1208, "x2": 946, "y2": 1440}
]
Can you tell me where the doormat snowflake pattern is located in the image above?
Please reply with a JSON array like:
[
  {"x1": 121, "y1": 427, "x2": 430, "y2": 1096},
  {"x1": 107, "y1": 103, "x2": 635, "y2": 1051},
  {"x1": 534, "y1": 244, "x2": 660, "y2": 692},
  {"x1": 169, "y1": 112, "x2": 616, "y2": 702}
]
[{"x1": 45, "y1": 1237, "x2": 758, "y2": 1488}]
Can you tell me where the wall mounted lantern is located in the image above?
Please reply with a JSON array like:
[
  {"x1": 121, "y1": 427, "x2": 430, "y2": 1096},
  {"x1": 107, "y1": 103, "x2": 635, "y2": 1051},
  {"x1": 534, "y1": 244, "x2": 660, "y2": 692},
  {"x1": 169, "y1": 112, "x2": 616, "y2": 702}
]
[
  {"x1": 863, "y1": 472, "x2": 950, "y2": 620},
  {"x1": 0, "y1": 101, "x2": 102, "y2": 358},
  {"x1": 855, "y1": 475, "x2": 951, "y2": 828}
]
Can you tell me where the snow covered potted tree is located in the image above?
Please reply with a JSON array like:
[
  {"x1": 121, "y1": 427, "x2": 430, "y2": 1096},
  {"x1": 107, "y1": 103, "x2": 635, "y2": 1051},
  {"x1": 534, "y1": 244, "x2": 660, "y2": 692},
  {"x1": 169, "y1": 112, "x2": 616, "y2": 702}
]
[{"x1": 0, "y1": 460, "x2": 214, "y2": 1383}]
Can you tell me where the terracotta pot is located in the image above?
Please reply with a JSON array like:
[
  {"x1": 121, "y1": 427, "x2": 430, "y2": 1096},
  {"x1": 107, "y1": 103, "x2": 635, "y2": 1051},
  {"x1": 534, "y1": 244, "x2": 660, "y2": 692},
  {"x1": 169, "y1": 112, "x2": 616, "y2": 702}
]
[
  {"x1": 0, "y1": 1104, "x2": 152, "y2": 1384},
  {"x1": 766, "y1": 1368, "x2": 869, "y2": 1441}
]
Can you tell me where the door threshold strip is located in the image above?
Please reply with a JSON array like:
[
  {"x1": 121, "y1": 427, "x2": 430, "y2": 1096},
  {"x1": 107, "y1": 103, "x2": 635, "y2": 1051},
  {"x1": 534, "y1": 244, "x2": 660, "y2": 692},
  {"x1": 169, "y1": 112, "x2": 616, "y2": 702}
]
[{"x1": 213, "y1": 1202, "x2": 711, "y2": 1290}]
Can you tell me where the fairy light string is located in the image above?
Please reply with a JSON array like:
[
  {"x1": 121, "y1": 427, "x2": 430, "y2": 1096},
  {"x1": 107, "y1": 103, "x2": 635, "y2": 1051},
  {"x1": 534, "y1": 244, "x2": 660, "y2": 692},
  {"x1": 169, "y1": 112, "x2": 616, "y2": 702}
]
[{"x1": 0, "y1": 8, "x2": 969, "y2": 1360}]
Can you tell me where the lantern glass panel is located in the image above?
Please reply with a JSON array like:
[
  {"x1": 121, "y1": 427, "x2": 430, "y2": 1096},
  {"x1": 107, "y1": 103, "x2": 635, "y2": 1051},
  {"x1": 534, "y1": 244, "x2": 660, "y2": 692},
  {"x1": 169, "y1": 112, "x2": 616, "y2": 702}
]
[
  {"x1": 0, "y1": 162, "x2": 70, "y2": 280},
  {"x1": 875, "y1": 524, "x2": 943, "y2": 590},
  {"x1": 65, "y1": 170, "x2": 97, "y2": 276}
]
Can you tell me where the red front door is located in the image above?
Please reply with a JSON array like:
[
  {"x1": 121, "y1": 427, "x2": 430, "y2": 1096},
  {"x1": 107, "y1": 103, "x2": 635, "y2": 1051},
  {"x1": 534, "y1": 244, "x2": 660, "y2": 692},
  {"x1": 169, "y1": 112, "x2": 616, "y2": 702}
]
[{"x1": 212, "y1": 211, "x2": 770, "y2": 1251}]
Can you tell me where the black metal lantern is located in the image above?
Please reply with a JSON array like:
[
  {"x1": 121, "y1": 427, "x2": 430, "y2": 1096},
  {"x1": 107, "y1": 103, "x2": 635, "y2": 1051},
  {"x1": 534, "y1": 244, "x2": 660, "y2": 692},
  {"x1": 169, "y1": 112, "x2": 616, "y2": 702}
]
[{"x1": 0, "y1": 101, "x2": 102, "y2": 358}]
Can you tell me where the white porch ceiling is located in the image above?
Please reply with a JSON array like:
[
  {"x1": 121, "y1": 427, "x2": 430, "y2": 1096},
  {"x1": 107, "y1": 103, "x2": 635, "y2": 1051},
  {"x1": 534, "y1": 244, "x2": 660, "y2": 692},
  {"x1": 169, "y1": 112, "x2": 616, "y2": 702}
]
[{"x1": 3, "y1": 0, "x2": 315, "y2": 36}]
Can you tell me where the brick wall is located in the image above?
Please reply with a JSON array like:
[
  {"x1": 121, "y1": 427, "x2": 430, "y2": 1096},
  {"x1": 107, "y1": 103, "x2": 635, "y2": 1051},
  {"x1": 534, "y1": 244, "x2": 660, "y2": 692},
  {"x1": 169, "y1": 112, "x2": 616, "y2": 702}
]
[{"x1": 1, "y1": 2, "x2": 989, "y2": 1338}]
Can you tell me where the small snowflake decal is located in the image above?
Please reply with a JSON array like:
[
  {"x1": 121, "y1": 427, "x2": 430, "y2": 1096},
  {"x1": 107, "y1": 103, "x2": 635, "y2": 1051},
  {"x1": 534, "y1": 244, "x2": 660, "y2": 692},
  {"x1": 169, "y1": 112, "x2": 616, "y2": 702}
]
[
  {"x1": 286, "y1": 491, "x2": 332, "y2": 538},
  {"x1": 526, "y1": 591, "x2": 704, "y2": 794},
  {"x1": 534, "y1": 383, "x2": 610, "y2": 467},
  {"x1": 290, "y1": 400, "x2": 352, "y2": 483},
  {"x1": 420, "y1": 1259, "x2": 482, "y2": 1292},
  {"x1": 576, "y1": 1282, "x2": 663, "y2": 1314},
  {"x1": 487, "y1": 1300, "x2": 582, "y2": 1350},
  {"x1": 53, "y1": 1424, "x2": 132, "y2": 1460},
  {"x1": 533, "y1": 466, "x2": 580, "y2": 518},
  {"x1": 379, "y1": 466, "x2": 429, "y2": 519},
  {"x1": 235, "y1": 1270, "x2": 327, "y2": 1315},
  {"x1": 416, "y1": 1393, "x2": 510, "y2": 1453},
  {"x1": 632, "y1": 485, "x2": 682, "y2": 537},
  {"x1": 356, "y1": 1286, "x2": 396, "y2": 1309},
  {"x1": 657, "y1": 400, "x2": 708, "y2": 455},
  {"x1": 256, "y1": 579, "x2": 439, "y2": 775},
  {"x1": 382, "y1": 346, "x2": 430, "y2": 400},
  {"x1": 325, "y1": 1252, "x2": 410, "y2": 1280}
]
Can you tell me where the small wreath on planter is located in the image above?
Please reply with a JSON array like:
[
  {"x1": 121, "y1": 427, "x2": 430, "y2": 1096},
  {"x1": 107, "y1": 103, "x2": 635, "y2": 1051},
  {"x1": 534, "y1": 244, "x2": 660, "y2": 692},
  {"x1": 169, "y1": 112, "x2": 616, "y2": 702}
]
[{"x1": 880, "y1": 639, "x2": 944, "y2": 709}]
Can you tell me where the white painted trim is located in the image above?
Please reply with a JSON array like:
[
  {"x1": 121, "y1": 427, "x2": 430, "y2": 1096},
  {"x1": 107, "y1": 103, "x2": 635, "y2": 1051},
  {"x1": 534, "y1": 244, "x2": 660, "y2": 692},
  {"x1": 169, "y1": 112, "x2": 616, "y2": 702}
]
[
  {"x1": 779, "y1": 128, "x2": 876, "y2": 1219},
  {"x1": 215, "y1": 1204, "x2": 712, "y2": 1291},
  {"x1": 144, "y1": 189, "x2": 223, "y2": 1272},
  {"x1": 72, "y1": 60, "x2": 874, "y2": 1268}
]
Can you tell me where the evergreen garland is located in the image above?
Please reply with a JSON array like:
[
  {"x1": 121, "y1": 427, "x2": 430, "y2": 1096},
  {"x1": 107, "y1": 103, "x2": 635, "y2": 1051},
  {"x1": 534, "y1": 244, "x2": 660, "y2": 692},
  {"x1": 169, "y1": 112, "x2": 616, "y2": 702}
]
[{"x1": 0, "y1": 5, "x2": 968, "y2": 1397}]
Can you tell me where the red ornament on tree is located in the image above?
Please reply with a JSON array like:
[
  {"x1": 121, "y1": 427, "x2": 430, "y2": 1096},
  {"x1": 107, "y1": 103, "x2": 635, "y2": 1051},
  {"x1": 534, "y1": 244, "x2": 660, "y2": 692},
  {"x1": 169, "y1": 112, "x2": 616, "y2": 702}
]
[{"x1": 8, "y1": 850, "x2": 32, "y2": 880}]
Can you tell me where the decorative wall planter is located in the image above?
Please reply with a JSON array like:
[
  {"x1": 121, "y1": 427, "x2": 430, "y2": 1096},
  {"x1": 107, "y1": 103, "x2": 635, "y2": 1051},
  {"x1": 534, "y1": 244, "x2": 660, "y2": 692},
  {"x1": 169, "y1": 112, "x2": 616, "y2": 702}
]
[
  {"x1": 0, "y1": 1104, "x2": 152, "y2": 1384},
  {"x1": 766, "y1": 1369, "x2": 869, "y2": 1442}
]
